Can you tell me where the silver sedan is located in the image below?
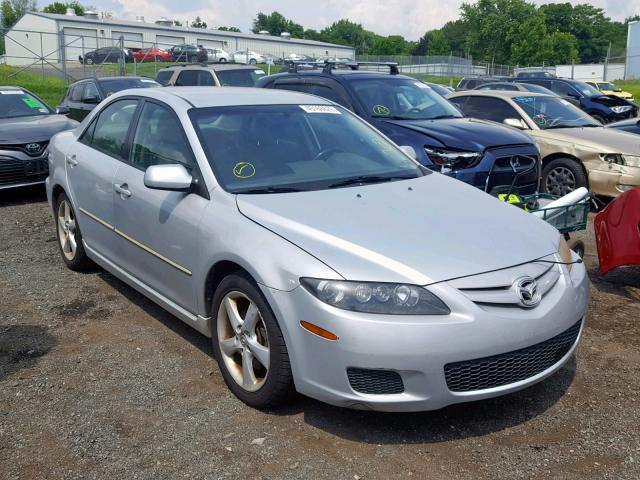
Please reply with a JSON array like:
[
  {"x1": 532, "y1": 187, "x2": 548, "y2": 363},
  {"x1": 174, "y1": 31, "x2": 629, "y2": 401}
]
[{"x1": 46, "y1": 87, "x2": 589, "y2": 411}]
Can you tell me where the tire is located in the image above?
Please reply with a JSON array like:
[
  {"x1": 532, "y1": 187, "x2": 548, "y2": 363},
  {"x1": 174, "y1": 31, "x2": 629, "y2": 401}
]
[
  {"x1": 211, "y1": 272, "x2": 294, "y2": 409},
  {"x1": 249, "y1": 58, "x2": 257, "y2": 65},
  {"x1": 568, "y1": 239, "x2": 585, "y2": 259},
  {"x1": 218, "y1": 58, "x2": 227, "y2": 63},
  {"x1": 542, "y1": 157, "x2": 587, "y2": 197},
  {"x1": 189, "y1": 55, "x2": 198, "y2": 63},
  {"x1": 85, "y1": 57, "x2": 94, "y2": 65},
  {"x1": 591, "y1": 114, "x2": 607, "y2": 124},
  {"x1": 55, "y1": 192, "x2": 93, "y2": 271}
]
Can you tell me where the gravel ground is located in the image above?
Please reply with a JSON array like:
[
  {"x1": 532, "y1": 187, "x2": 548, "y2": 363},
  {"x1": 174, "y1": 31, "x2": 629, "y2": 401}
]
[{"x1": 1, "y1": 186, "x2": 639, "y2": 480}]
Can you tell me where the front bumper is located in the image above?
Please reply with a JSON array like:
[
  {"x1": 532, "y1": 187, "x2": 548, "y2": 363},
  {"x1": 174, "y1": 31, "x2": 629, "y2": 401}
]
[
  {"x1": 0, "y1": 153, "x2": 49, "y2": 190},
  {"x1": 261, "y1": 260, "x2": 589, "y2": 412}
]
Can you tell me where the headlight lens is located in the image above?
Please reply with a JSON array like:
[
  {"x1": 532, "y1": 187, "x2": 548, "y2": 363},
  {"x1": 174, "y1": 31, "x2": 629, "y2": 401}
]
[
  {"x1": 300, "y1": 278, "x2": 450, "y2": 315},
  {"x1": 610, "y1": 105, "x2": 632, "y2": 114},
  {"x1": 558, "y1": 236, "x2": 573, "y2": 272},
  {"x1": 600, "y1": 153, "x2": 640, "y2": 167},
  {"x1": 424, "y1": 147, "x2": 482, "y2": 170}
]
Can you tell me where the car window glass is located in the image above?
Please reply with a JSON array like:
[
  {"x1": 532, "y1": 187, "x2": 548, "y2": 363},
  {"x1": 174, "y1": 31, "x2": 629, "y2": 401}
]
[
  {"x1": 0, "y1": 90, "x2": 51, "y2": 118},
  {"x1": 70, "y1": 84, "x2": 84, "y2": 102},
  {"x1": 89, "y1": 99, "x2": 139, "y2": 159},
  {"x1": 549, "y1": 81, "x2": 579, "y2": 97},
  {"x1": 216, "y1": 69, "x2": 265, "y2": 87},
  {"x1": 273, "y1": 81, "x2": 308, "y2": 93},
  {"x1": 307, "y1": 84, "x2": 351, "y2": 108},
  {"x1": 458, "y1": 97, "x2": 521, "y2": 123},
  {"x1": 130, "y1": 102, "x2": 193, "y2": 169},
  {"x1": 512, "y1": 95, "x2": 599, "y2": 129},
  {"x1": 155, "y1": 70, "x2": 173, "y2": 86},
  {"x1": 176, "y1": 70, "x2": 199, "y2": 86},
  {"x1": 83, "y1": 83, "x2": 100, "y2": 100}
]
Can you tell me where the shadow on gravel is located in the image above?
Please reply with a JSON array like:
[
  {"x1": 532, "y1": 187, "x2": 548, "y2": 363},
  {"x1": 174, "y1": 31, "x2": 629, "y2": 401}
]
[
  {"x1": 588, "y1": 266, "x2": 640, "y2": 301},
  {"x1": 97, "y1": 271, "x2": 213, "y2": 357},
  {"x1": 271, "y1": 357, "x2": 576, "y2": 444},
  {"x1": 0, "y1": 324, "x2": 57, "y2": 381},
  {"x1": 0, "y1": 185, "x2": 47, "y2": 207}
]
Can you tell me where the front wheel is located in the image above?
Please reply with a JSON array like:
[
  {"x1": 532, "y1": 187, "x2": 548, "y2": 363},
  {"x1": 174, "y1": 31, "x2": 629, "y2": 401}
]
[
  {"x1": 542, "y1": 158, "x2": 587, "y2": 197},
  {"x1": 55, "y1": 192, "x2": 93, "y2": 271},
  {"x1": 211, "y1": 273, "x2": 294, "y2": 409},
  {"x1": 249, "y1": 58, "x2": 257, "y2": 65},
  {"x1": 218, "y1": 57, "x2": 227, "y2": 63},
  {"x1": 85, "y1": 57, "x2": 94, "y2": 65}
]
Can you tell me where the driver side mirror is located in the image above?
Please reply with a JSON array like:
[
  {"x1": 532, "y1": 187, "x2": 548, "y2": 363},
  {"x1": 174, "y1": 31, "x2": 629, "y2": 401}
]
[
  {"x1": 144, "y1": 164, "x2": 193, "y2": 191},
  {"x1": 399, "y1": 145, "x2": 417, "y2": 160},
  {"x1": 503, "y1": 118, "x2": 528, "y2": 130},
  {"x1": 56, "y1": 106, "x2": 70, "y2": 115},
  {"x1": 82, "y1": 96, "x2": 100, "y2": 104}
]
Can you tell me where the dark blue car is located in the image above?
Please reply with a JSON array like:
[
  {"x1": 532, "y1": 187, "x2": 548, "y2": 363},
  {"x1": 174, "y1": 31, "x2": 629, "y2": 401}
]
[
  {"x1": 257, "y1": 63, "x2": 540, "y2": 195},
  {"x1": 513, "y1": 77, "x2": 638, "y2": 124},
  {"x1": 608, "y1": 118, "x2": 640, "y2": 135}
]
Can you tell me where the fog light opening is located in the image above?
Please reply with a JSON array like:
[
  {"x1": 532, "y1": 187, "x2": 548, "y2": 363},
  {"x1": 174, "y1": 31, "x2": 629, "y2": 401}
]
[{"x1": 300, "y1": 320, "x2": 338, "y2": 341}]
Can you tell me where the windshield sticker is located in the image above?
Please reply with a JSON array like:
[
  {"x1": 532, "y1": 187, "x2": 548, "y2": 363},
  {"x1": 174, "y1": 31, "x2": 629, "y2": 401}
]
[
  {"x1": 22, "y1": 98, "x2": 42, "y2": 109},
  {"x1": 140, "y1": 79, "x2": 156, "y2": 83},
  {"x1": 233, "y1": 161, "x2": 256, "y2": 179},
  {"x1": 254, "y1": 69, "x2": 266, "y2": 74},
  {"x1": 513, "y1": 96, "x2": 534, "y2": 104},
  {"x1": 299, "y1": 105, "x2": 341, "y2": 114},
  {"x1": 414, "y1": 82, "x2": 431, "y2": 89},
  {"x1": 372, "y1": 104, "x2": 391, "y2": 116},
  {"x1": 1, "y1": 90, "x2": 24, "y2": 95},
  {"x1": 38, "y1": 108, "x2": 49, "y2": 113}
]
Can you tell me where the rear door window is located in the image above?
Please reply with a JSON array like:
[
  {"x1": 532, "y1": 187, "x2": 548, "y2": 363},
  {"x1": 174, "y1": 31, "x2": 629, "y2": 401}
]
[
  {"x1": 176, "y1": 70, "x2": 215, "y2": 86},
  {"x1": 155, "y1": 70, "x2": 174, "y2": 86},
  {"x1": 456, "y1": 96, "x2": 521, "y2": 123}
]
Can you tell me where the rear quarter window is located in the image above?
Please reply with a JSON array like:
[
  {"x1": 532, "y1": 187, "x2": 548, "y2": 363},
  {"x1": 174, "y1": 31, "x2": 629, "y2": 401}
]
[{"x1": 155, "y1": 70, "x2": 174, "y2": 86}]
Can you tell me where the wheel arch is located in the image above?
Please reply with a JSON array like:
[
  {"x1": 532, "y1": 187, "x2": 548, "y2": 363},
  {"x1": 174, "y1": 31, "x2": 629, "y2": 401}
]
[
  {"x1": 541, "y1": 153, "x2": 589, "y2": 190},
  {"x1": 203, "y1": 260, "x2": 253, "y2": 320}
]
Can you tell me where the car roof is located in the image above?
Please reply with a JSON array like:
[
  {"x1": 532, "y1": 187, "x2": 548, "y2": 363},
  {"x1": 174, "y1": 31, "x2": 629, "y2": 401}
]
[
  {"x1": 449, "y1": 90, "x2": 551, "y2": 99},
  {"x1": 113, "y1": 86, "x2": 334, "y2": 108},
  {"x1": 0, "y1": 86, "x2": 30, "y2": 91},
  {"x1": 267, "y1": 70, "x2": 411, "y2": 81},
  {"x1": 162, "y1": 64, "x2": 261, "y2": 72}
]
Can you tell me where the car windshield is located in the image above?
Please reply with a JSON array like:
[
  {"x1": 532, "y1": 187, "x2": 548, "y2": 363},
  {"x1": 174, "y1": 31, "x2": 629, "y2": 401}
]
[
  {"x1": 598, "y1": 82, "x2": 620, "y2": 91},
  {"x1": 99, "y1": 78, "x2": 160, "y2": 96},
  {"x1": 0, "y1": 90, "x2": 51, "y2": 118},
  {"x1": 523, "y1": 83, "x2": 556, "y2": 95},
  {"x1": 190, "y1": 104, "x2": 426, "y2": 193},
  {"x1": 216, "y1": 69, "x2": 266, "y2": 87},
  {"x1": 349, "y1": 77, "x2": 463, "y2": 120},
  {"x1": 513, "y1": 95, "x2": 600, "y2": 129},
  {"x1": 573, "y1": 81, "x2": 603, "y2": 98}
]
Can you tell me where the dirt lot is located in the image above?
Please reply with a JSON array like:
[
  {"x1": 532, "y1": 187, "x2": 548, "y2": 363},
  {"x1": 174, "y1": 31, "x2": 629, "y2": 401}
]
[{"x1": 1, "y1": 186, "x2": 639, "y2": 480}]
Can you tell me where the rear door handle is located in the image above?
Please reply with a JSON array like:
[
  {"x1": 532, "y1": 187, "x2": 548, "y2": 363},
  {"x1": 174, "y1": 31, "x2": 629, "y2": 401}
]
[
  {"x1": 66, "y1": 154, "x2": 78, "y2": 167},
  {"x1": 114, "y1": 183, "x2": 132, "y2": 198}
]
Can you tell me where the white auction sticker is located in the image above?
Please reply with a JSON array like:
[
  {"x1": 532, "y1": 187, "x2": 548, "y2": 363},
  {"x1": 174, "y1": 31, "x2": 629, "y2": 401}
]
[
  {"x1": 140, "y1": 79, "x2": 156, "y2": 83},
  {"x1": 300, "y1": 105, "x2": 341, "y2": 114},
  {"x1": 0, "y1": 90, "x2": 24, "y2": 94},
  {"x1": 414, "y1": 82, "x2": 431, "y2": 89},
  {"x1": 254, "y1": 69, "x2": 266, "y2": 74}
]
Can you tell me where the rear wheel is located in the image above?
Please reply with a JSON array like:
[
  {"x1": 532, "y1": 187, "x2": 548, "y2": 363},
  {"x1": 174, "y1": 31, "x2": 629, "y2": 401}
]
[
  {"x1": 55, "y1": 192, "x2": 93, "y2": 271},
  {"x1": 219, "y1": 57, "x2": 227, "y2": 63},
  {"x1": 85, "y1": 57, "x2": 94, "y2": 65},
  {"x1": 542, "y1": 158, "x2": 587, "y2": 197},
  {"x1": 211, "y1": 273, "x2": 294, "y2": 409},
  {"x1": 249, "y1": 58, "x2": 257, "y2": 65}
]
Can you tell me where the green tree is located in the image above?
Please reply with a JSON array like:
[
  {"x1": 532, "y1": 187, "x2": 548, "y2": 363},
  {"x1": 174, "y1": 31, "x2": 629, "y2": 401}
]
[
  {"x1": 42, "y1": 1, "x2": 84, "y2": 15},
  {"x1": 510, "y1": 12, "x2": 549, "y2": 65},
  {"x1": 217, "y1": 26, "x2": 240, "y2": 32},
  {"x1": 1, "y1": 0, "x2": 36, "y2": 29},
  {"x1": 172, "y1": 19, "x2": 182, "y2": 27},
  {"x1": 251, "y1": 11, "x2": 304, "y2": 38},
  {"x1": 369, "y1": 35, "x2": 411, "y2": 55},
  {"x1": 320, "y1": 19, "x2": 376, "y2": 53},
  {"x1": 191, "y1": 16, "x2": 206, "y2": 29},
  {"x1": 411, "y1": 29, "x2": 450, "y2": 56},
  {"x1": 440, "y1": 19, "x2": 468, "y2": 55},
  {"x1": 544, "y1": 31, "x2": 579, "y2": 64},
  {"x1": 303, "y1": 28, "x2": 323, "y2": 41}
]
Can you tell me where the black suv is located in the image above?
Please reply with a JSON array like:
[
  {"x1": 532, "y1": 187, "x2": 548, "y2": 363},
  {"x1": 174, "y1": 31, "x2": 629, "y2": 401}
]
[
  {"x1": 56, "y1": 76, "x2": 160, "y2": 121},
  {"x1": 257, "y1": 62, "x2": 540, "y2": 195},
  {"x1": 514, "y1": 77, "x2": 638, "y2": 123},
  {"x1": 456, "y1": 76, "x2": 512, "y2": 90},
  {"x1": 80, "y1": 47, "x2": 133, "y2": 65},
  {"x1": 169, "y1": 44, "x2": 208, "y2": 63}
]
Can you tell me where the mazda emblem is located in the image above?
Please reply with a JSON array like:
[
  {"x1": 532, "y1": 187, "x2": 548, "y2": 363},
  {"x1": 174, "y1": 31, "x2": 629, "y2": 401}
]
[{"x1": 514, "y1": 276, "x2": 541, "y2": 308}]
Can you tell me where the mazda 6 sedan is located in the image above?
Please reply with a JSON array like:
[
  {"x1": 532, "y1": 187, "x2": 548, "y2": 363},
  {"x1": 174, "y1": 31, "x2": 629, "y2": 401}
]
[{"x1": 46, "y1": 87, "x2": 589, "y2": 412}]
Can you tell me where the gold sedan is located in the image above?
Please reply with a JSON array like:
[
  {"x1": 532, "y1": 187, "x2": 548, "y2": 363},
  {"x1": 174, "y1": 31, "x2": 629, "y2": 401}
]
[{"x1": 448, "y1": 90, "x2": 640, "y2": 198}]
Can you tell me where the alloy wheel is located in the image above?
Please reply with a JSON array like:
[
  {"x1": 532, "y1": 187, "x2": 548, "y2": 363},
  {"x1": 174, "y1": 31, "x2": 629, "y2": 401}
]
[
  {"x1": 545, "y1": 166, "x2": 576, "y2": 196},
  {"x1": 57, "y1": 199, "x2": 77, "y2": 261},
  {"x1": 217, "y1": 291, "x2": 270, "y2": 392}
]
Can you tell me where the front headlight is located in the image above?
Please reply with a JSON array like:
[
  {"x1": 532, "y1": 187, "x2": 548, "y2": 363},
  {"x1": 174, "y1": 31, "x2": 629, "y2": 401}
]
[
  {"x1": 610, "y1": 105, "x2": 632, "y2": 114},
  {"x1": 300, "y1": 278, "x2": 450, "y2": 315},
  {"x1": 600, "y1": 153, "x2": 640, "y2": 167},
  {"x1": 424, "y1": 147, "x2": 482, "y2": 170}
]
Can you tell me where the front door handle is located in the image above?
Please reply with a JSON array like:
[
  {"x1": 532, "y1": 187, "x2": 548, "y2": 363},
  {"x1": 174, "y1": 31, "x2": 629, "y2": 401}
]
[
  {"x1": 114, "y1": 183, "x2": 132, "y2": 198},
  {"x1": 66, "y1": 154, "x2": 78, "y2": 167}
]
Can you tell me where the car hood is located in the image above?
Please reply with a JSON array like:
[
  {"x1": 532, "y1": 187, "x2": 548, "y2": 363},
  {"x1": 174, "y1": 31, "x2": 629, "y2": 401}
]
[
  {"x1": 0, "y1": 114, "x2": 78, "y2": 142},
  {"x1": 603, "y1": 89, "x2": 633, "y2": 98},
  {"x1": 236, "y1": 174, "x2": 559, "y2": 285},
  {"x1": 378, "y1": 117, "x2": 533, "y2": 151},
  {"x1": 591, "y1": 94, "x2": 633, "y2": 107},
  {"x1": 533, "y1": 126, "x2": 640, "y2": 154}
]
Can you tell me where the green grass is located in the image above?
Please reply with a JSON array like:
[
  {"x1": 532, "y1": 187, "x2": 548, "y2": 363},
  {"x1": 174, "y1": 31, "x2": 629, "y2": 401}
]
[
  {"x1": 0, "y1": 65, "x2": 67, "y2": 107},
  {"x1": 613, "y1": 80, "x2": 640, "y2": 100}
]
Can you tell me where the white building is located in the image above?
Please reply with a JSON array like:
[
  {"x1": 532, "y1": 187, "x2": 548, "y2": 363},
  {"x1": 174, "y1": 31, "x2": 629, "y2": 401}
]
[
  {"x1": 626, "y1": 20, "x2": 640, "y2": 79},
  {"x1": 4, "y1": 12, "x2": 354, "y2": 65}
]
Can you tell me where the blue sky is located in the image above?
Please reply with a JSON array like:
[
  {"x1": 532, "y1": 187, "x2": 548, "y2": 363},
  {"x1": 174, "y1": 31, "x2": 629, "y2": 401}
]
[{"x1": 37, "y1": 0, "x2": 640, "y2": 40}]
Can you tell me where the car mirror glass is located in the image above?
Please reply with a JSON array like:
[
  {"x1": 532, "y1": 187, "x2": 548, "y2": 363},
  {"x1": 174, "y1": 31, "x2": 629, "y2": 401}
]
[
  {"x1": 503, "y1": 118, "x2": 528, "y2": 130},
  {"x1": 144, "y1": 164, "x2": 193, "y2": 191},
  {"x1": 82, "y1": 96, "x2": 100, "y2": 104}
]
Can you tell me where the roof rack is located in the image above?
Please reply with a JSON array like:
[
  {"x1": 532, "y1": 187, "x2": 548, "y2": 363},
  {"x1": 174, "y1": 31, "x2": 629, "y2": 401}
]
[{"x1": 284, "y1": 60, "x2": 399, "y2": 75}]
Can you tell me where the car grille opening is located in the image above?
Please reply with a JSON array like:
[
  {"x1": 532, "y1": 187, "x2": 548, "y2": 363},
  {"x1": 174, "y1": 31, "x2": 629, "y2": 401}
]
[
  {"x1": 486, "y1": 154, "x2": 539, "y2": 196},
  {"x1": 347, "y1": 367, "x2": 404, "y2": 394},
  {"x1": 444, "y1": 320, "x2": 582, "y2": 393},
  {"x1": 0, "y1": 159, "x2": 48, "y2": 186}
]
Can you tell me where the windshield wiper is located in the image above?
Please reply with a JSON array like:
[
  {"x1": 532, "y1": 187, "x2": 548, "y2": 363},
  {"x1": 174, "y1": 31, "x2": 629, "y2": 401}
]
[
  {"x1": 237, "y1": 186, "x2": 303, "y2": 194},
  {"x1": 371, "y1": 115, "x2": 414, "y2": 120},
  {"x1": 327, "y1": 175, "x2": 414, "y2": 189},
  {"x1": 428, "y1": 115, "x2": 459, "y2": 120}
]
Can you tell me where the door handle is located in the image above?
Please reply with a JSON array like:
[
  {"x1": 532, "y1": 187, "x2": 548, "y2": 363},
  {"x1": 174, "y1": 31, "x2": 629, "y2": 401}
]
[
  {"x1": 66, "y1": 154, "x2": 78, "y2": 167},
  {"x1": 114, "y1": 183, "x2": 132, "y2": 198}
]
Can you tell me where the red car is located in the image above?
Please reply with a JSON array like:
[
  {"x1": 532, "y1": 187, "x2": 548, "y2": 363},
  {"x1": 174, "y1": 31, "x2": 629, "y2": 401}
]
[{"x1": 132, "y1": 47, "x2": 173, "y2": 62}]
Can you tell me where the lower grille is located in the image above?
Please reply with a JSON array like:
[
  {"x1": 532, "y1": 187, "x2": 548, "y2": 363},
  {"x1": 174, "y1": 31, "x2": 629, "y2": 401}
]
[
  {"x1": 0, "y1": 159, "x2": 48, "y2": 185},
  {"x1": 347, "y1": 367, "x2": 404, "y2": 394},
  {"x1": 444, "y1": 320, "x2": 582, "y2": 393}
]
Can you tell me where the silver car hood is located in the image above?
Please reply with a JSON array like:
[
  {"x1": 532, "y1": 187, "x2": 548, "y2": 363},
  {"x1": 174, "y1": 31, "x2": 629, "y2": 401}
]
[{"x1": 236, "y1": 174, "x2": 559, "y2": 285}]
